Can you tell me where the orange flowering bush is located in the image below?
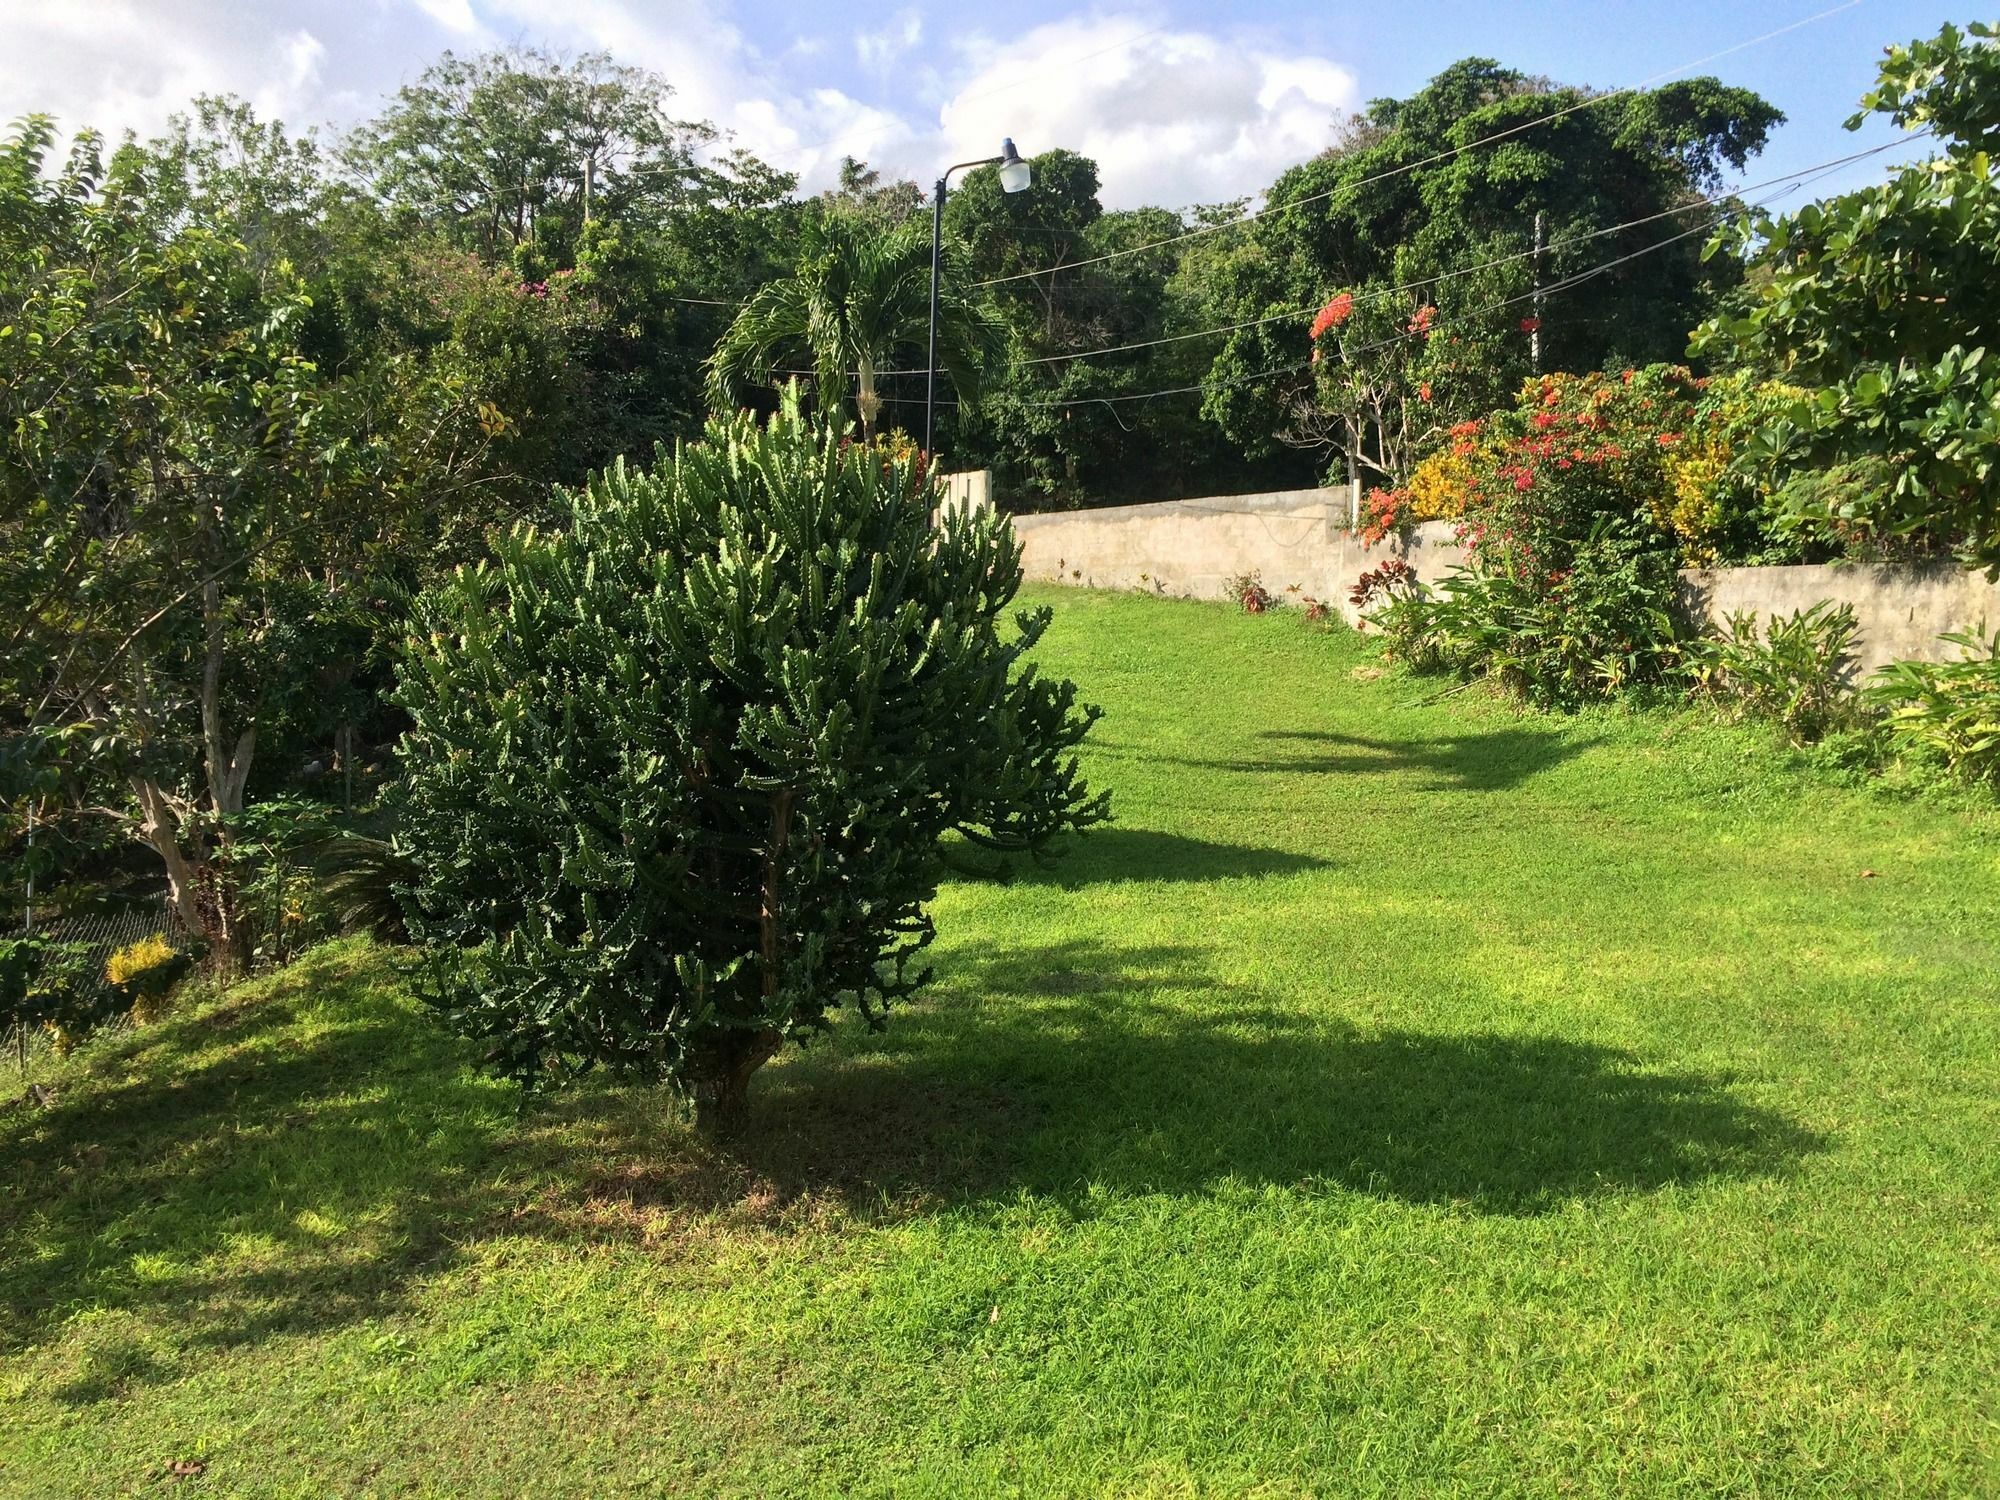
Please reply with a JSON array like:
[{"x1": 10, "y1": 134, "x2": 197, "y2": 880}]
[{"x1": 1359, "y1": 365, "x2": 1802, "y2": 564}]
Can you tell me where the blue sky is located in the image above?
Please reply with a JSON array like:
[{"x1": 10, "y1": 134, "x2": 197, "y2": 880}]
[{"x1": 0, "y1": 1, "x2": 1976, "y2": 207}]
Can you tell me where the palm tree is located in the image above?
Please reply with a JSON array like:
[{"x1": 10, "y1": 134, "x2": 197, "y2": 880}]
[{"x1": 705, "y1": 218, "x2": 999, "y2": 440}]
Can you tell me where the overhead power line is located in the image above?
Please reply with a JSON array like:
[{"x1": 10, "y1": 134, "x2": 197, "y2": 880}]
[
  {"x1": 1012, "y1": 151, "x2": 1863, "y2": 414},
  {"x1": 716, "y1": 128, "x2": 1921, "y2": 409},
  {"x1": 970, "y1": 0, "x2": 1870, "y2": 291},
  {"x1": 1015, "y1": 130, "x2": 1927, "y2": 370}
]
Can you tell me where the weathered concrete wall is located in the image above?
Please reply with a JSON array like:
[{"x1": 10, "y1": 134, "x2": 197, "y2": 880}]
[
  {"x1": 1013, "y1": 491, "x2": 1464, "y2": 623},
  {"x1": 1010, "y1": 484, "x2": 2000, "y2": 668},
  {"x1": 938, "y1": 470, "x2": 993, "y2": 517},
  {"x1": 1681, "y1": 562, "x2": 2000, "y2": 675}
]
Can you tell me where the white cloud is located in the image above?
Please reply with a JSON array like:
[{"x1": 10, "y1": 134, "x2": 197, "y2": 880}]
[
  {"x1": 933, "y1": 15, "x2": 1359, "y2": 208},
  {"x1": 281, "y1": 30, "x2": 327, "y2": 92},
  {"x1": 855, "y1": 9, "x2": 923, "y2": 72},
  {"x1": 408, "y1": 0, "x2": 481, "y2": 35},
  {"x1": 0, "y1": 2, "x2": 1360, "y2": 207},
  {"x1": 0, "y1": 2, "x2": 356, "y2": 144}
]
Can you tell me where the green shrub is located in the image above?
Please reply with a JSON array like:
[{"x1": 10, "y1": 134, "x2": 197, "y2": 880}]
[
  {"x1": 392, "y1": 393, "x2": 1109, "y2": 1132},
  {"x1": 1867, "y1": 630, "x2": 2000, "y2": 785},
  {"x1": 1695, "y1": 601, "x2": 1862, "y2": 745},
  {"x1": 219, "y1": 798, "x2": 339, "y2": 970},
  {"x1": 307, "y1": 833, "x2": 415, "y2": 943},
  {"x1": 1350, "y1": 560, "x2": 1445, "y2": 672},
  {"x1": 1225, "y1": 570, "x2": 1274, "y2": 613},
  {"x1": 0, "y1": 935, "x2": 96, "y2": 1057},
  {"x1": 1428, "y1": 519, "x2": 1690, "y2": 710}
]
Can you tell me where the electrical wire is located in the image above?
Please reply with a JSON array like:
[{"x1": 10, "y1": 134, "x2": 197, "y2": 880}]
[
  {"x1": 738, "y1": 133, "x2": 1906, "y2": 410},
  {"x1": 1012, "y1": 166, "x2": 1827, "y2": 413},
  {"x1": 970, "y1": 0, "x2": 1870, "y2": 290},
  {"x1": 1013, "y1": 132, "x2": 1926, "y2": 369}
]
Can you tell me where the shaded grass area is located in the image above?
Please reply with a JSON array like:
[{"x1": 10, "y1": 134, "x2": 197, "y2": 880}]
[{"x1": 3, "y1": 587, "x2": 1998, "y2": 1496}]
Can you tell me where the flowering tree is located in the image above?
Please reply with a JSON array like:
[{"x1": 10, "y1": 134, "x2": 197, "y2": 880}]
[
  {"x1": 1202, "y1": 57, "x2": 1779, "y2": 470},
  {"x1": 1294, "y1": 276, "x2": 1524, "y2": 489}
]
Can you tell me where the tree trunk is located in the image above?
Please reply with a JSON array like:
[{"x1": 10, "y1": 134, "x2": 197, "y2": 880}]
[
  {"x1": 199, "y1": 578, "x2": 257, "y2": 817},
  {"x1": 197, "y1": 577, "x2": 257, "y2": 968},
  {"x1": 692, "y1": 1028, "x2": 783, "y2": 1139},
  {"x1": 130, "y1": 773, "x2": 204, "y2": 934},
  {"x1": 692, "y1": 788, "x2": 798, "y2": 1138}
]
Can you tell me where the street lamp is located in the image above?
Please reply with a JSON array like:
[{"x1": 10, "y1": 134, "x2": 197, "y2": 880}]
[{"x1": 927, "y1": 138, "x2": 1030, "y2": 456}]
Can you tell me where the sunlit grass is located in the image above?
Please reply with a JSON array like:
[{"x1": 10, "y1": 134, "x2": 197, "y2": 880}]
[{"x1": 3, "y1": 587, "x2": 1996, "y2": 1496}]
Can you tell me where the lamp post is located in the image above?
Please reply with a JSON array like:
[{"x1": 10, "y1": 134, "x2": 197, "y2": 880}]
[{"x1": 927, "y1": 138, "x2": 1030, "y2": 457}]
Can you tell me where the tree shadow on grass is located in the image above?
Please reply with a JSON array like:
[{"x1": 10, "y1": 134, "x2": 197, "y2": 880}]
[
  {"x1": 1162, "y1": 727, "x2": 1597, "y2": 792},
  {"x1": 0, "y1": 944, "x2": 510, "y2": 1402},
  {"x1": 988, "y1": 827, "x2": 1333, "y2": 888},
  {"x1": 520, "y1": 938, "x2": 1825, "y2": 1232},
  {"x1": 1, "y1": 937, "x2": 1827, "y2": 1404}
]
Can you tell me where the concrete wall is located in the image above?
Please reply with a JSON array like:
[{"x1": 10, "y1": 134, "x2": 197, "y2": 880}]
[
  {"x1": 1682, "y1": 562, "x2": 2000, "y2": 675},
  {"x1": 939, "y1": 470, "x2": 993, "y2": 517},
  {"x1": 1008, "y1": 482, "x2": 2000, "y2": 669},
  {"x1": 1013, "y1": 491, "x2": 1465, "y2": 622}
]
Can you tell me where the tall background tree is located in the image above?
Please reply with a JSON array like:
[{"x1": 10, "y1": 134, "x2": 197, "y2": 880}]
[
  {"x1": 343, "y1": 48, "x2": 712, "y2": 264},
  {"x1": 706, "y1": 218, "x2": 999, "y2": 438},
  {"x1": 0, "y1": 115, "x2": 506, "y2": 957},
  {"x1": 946, "y1": 151, "x2": 1307, "y2": 506},
  {"x1": 1200, "y1": 59, "x2": 1781, "y2": 486}
]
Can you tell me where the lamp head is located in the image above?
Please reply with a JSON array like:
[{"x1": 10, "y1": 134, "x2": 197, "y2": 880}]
[{"x1": 998, "y1": 138, "x2": 1031, "y2": 194}]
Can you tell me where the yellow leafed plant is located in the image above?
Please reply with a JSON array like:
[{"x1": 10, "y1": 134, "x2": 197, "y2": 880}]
[{"x1": 106, "y1": 933, "x2": 188, "y2": 1025}]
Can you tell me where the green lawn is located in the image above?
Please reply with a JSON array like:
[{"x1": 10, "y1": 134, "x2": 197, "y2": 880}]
[{"x1": 4, "y1": 586, "x2": 1998, "y2": 1497}]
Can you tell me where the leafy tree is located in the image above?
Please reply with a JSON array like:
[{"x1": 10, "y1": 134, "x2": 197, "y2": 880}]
[
  {"x1": 1692, "y1": 21, "x2": 2000, "y2": 575},
  {"x1": 344, "y1": 48, "x2": 715, "y2": 265},
  {"x1": 1204, "y1": 58, "x2": 1781, "y2": 482},
  {"x1": 947, "y1": 148, "x2": 1106, "y2": 343},
  {"x1": 706, "y1": 219, "x2": 999, "y2": 438},
  {"x1": 949, "y1": 153, "x2": 1307, "y2": 505},
  {"x1": 391, "y1": 391, "x2": 1108, "y2": 1131},
  {"x1": 557, "y1": 149, "x2": 803, "y2": 459},
  {"x1": 0, "y1": 117, "x2": 501, "y2": 959},
  {"x1": 109, "y1": 95, "x2": 336, "y2": 272},
  {"x1": 815, "y1": 156, "x2": 924, "y2": 230}
]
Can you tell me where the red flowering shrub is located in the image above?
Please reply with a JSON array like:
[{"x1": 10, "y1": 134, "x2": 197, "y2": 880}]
[
  {"x1": 1352, "y1": 366, "x2": 1819, "y2": 707},
  {"x1": 1358, "y1": 487, "x2": 1415, "y2": 546},
  {"x1": 1310, "y1": 292, "x2": 1355, "y2": 339}
]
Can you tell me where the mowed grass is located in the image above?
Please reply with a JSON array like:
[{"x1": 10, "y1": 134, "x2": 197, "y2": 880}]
[{"x1": 4, "y1": 585, "x2": 1998, "y2": 1497}]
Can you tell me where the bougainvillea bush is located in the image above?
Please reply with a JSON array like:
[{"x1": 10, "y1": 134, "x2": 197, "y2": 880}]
[
  {"x1": 1358, "y1": 366, "x2": 1806, "y2": 565},
  {"x1": 1354, "y1": 369, "x2": 1732, "y2": 705},
  {"x1": 393, "y1": 393, "x2": 1108, "y2": 1132}
]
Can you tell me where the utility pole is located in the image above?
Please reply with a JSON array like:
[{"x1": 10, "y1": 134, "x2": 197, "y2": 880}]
[
  {"x1": 582, "y1": 155, "x2": 595, "y2": 226},
  {"x1": 1531, "y1": 210, "x2": 1545, "y2": 375}
]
